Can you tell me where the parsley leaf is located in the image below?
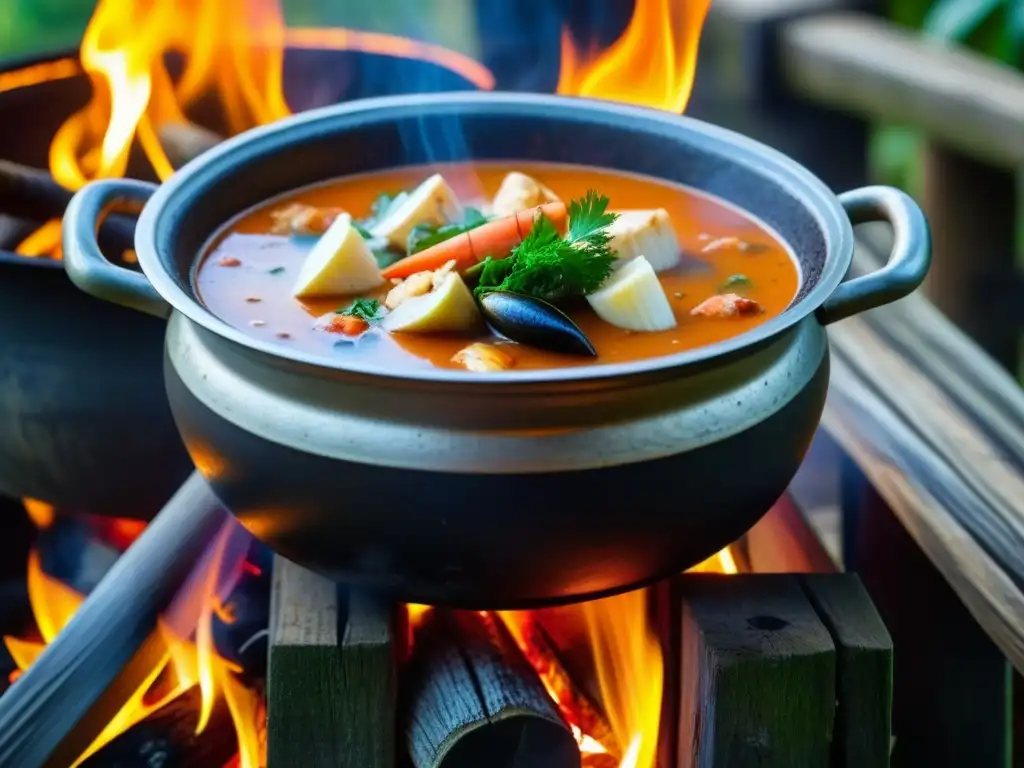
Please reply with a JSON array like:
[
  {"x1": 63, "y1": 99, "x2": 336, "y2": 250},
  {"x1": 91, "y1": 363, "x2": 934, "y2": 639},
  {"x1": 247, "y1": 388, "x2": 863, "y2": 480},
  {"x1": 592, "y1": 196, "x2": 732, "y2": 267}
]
[
  {"x1": 356, "y1": 191, "x2": 408, "y2": 233},
  {"x1": 474, "y1": 191, "x2": 618, "y2": 302},
  {"x1": 268, "y1": 266, "x2": 286, "y2": 275},
  {"x1": 719, "y1": 274, "x2": 752, "y2": 292},
  {"x1": 407, "y1": 207, "x2": 489, "y2": 255},
  {"x1": 336, "y1": 298, "x2": 384, "y2": 322}
]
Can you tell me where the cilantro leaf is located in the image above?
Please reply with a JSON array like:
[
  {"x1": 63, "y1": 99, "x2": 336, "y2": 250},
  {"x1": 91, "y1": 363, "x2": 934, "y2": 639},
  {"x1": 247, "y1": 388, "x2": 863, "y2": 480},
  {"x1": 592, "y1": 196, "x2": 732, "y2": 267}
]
[
  {"x1": 719, "y1": 274, "x2": 753, "y2": 292},
  {"x1": 336, "y1": 298, "x2": 384, "y2": 322},
  {"x1": 356, "y1": 191, "x2": 408, "y2": 233},
  {"x1": 474, "y1": 192, "x2": 618, "y2": 302}
]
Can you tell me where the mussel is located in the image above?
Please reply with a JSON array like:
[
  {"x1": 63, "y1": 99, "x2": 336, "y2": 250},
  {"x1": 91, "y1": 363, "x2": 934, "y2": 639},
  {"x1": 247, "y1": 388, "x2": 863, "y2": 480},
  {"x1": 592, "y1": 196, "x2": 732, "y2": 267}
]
[{"x1": 478, "y1": 291, "x2": 596, "y2": 357}]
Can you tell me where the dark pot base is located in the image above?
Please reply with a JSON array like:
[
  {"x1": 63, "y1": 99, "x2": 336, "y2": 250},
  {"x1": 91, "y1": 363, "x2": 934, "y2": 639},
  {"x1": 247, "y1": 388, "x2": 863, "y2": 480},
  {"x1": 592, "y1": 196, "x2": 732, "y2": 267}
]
[{"x1": 166, "y1": 353, "x2": 828, "y2": 608}]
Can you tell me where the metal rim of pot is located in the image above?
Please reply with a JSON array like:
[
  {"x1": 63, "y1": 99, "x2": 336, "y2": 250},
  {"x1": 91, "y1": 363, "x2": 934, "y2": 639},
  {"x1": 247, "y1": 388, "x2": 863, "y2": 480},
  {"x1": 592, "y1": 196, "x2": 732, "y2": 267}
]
[{"x1": 62, "y1": 91, "x2": 931, "y2": 387}]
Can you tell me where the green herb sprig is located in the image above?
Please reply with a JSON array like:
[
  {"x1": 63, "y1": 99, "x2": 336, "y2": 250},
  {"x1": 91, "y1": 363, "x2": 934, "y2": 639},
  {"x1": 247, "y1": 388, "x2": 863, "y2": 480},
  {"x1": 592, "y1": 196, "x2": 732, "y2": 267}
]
[
  {"x1": 474, "y1": 190, "x2": 618, "y2": 302},
  {"x1": 407, "y1": 207, "x2": 488, "y2": 255},
  {"x1": 336, "y1": 298, "x2": 384, "y2": 322}
]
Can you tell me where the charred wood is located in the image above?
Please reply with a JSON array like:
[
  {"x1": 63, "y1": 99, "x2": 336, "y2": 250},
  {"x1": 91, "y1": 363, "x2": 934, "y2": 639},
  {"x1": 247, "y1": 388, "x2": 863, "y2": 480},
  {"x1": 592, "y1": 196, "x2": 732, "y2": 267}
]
[
  {"x1": 0, "y1": 159, "x2": 135, "y2": 254},
  {"x1": 0, "y1": 472, "x2": 230, "y2": 768},
  {"x1": 77, "y1": 687, "x2": 237, "y2": 768},
  {"x1": 403, "y1": 609, "x2": 579, "y2": 768},
  {"x1": 158, "y1": 122, "x2": 224, "y2": 169}
]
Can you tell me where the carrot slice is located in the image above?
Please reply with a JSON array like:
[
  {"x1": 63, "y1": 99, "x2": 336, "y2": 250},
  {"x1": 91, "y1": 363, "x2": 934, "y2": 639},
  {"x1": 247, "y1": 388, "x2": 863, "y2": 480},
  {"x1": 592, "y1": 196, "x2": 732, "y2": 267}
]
[{"x1": 381, "y1": 201, "x2": 567, "y2": 280}]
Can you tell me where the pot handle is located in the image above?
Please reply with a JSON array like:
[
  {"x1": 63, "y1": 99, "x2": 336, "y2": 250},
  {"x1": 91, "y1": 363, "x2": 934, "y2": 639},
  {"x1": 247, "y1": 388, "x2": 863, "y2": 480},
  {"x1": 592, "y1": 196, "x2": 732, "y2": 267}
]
[
  {"x1": 816, "y1": 186, "x2": 931, "y2": 326},
  {"x1": 63, "y1": 179, "x2": 171, "y2": 319}
]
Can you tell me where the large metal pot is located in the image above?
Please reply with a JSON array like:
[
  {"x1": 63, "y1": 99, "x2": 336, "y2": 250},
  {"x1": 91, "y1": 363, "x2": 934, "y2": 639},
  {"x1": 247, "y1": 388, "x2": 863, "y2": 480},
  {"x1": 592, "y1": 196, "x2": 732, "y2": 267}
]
[{"x1": 62, "y1": 93, "x2": 930, "y2": 608}]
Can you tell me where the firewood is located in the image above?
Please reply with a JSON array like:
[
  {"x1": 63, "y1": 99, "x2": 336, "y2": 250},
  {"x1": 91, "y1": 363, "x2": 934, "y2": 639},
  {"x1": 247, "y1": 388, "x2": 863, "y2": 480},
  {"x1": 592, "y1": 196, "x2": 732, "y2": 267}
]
[
  {"x1": 801, "y1": 575, "x2": 892, "y2": 768},
  {"x1": 675, "y1": 574, "x2": 836, "y2": 768},
  {"x1": 266, "y1": 556, "x2": 395, "y2": 768},
  {"x1": 0, "y1": 472, "x2": 230, "y2": 768},
  {"x1": 77, "y1": 686, "x2": 237, "y2": 768},
  {"x1": 158, "y1": 122, "x2": 225, "y2": 169},
  {"x1": 0, "y1": 158, "x2": 135, "y2": 254},
  {"x1": 403, "y1": 609, "x2": 580, "y2": 768}
]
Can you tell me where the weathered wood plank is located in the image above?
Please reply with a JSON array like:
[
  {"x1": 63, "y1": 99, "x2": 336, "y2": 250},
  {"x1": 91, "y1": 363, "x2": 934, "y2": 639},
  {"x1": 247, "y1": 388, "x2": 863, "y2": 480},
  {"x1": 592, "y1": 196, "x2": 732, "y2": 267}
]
[
  {"x1": 402, "y1": 609, "x2": 578, "y2": 768},
  {"x1": 780, "y1": 13, "x2": 1024, "y2": 167},
  {"x1": 267, "y1": 557, "x2": 395, "y2": 768},
  {"x1": 675, "y1": 574, "x2": 836, "y2": 768},
  {"x1": 801, "y1": 574, "x2": 892, "y2": 767}
]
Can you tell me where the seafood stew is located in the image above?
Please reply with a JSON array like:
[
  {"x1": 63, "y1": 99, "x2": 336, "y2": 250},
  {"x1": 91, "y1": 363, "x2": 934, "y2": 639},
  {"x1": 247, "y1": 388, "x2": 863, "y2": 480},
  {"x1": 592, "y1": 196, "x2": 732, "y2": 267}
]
[{"x1": 196, "y1": 162, "x2": 799, "y2": 372}]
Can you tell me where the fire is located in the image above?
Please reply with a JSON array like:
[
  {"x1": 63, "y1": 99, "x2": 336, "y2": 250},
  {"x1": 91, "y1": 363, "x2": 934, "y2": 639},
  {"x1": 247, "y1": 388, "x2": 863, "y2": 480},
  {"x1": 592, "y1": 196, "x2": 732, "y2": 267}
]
[
  {"x1": 5, "y1": 0, "x2": 493, "y2": 259},
  {"x1": 556, "y1": 0, "x2": 712, "y2": 113},
  {"x1": 4, "y1": 503, "x2": 263, "y2": 767},
  {"x1": 399, "y1": 545, "x2": 740, "y2": 768}
]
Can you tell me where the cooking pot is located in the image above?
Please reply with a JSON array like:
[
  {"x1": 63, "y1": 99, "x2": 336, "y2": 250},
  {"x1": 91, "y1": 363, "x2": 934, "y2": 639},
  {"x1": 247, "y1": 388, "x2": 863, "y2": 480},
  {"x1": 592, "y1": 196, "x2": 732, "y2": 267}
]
[{"x1": 62, "y1": 92, "x2": 929, "y2": 608}]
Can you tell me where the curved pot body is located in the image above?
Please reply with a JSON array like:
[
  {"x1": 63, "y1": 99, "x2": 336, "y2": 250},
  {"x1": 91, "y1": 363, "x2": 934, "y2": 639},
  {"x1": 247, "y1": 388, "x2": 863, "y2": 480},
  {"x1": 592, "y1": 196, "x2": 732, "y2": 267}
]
[
  {"x1": 63, "y1": 93, "x2": 931, "y2": 607},
  {"x1": 0, "y1": 253, "x2": 192, "y2": 518}
]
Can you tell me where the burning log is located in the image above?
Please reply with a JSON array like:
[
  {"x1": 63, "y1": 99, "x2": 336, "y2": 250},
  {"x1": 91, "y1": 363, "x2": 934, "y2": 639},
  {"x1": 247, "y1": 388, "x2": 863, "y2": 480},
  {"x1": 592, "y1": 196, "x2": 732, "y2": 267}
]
[
  {"x1": 77, "y1": 686, "x2": 237, "y2": 768},
  {"x1": 0, "y1": 472, "x2": 230, "y2": 767},
  {"x1": 0, "y1": 159, "x2": 135, "y2": 254},
  {"x1": 403, "y1": 609, "x2": 580, "y2": 768},
  {"x1": 158, "y1": 122, "x2": 225, "y2": 169},
  {"x1": 266, "y1": 556, "x2": 396, "y2": 768}
]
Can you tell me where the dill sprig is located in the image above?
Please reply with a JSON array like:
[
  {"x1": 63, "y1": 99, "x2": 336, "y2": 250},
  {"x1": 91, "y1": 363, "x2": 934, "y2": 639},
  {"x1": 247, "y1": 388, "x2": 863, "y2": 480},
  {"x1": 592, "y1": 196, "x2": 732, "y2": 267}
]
[{"x1": 475, "y1": 190, "x2": 618, "y2": 302}]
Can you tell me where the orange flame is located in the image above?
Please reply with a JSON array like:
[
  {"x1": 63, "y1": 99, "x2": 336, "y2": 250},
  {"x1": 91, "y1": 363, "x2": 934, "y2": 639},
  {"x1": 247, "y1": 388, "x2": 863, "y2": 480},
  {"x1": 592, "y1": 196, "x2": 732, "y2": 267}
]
[
  {"x1": 3, "y1": 0, "x2": 493, "y2": 260},
  {"x1": 3, "y1": 503, "x2": 262, "y2": 767},
  {"x1": 556, "y1": 0, "x2": 712, "y2": 114}
]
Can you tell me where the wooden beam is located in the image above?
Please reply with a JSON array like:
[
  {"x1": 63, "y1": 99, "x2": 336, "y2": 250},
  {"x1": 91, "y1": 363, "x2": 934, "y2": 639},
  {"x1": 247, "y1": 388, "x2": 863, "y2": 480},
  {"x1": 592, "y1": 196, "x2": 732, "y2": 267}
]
[
  {"x1": 267, "y1": 557, "x2": 395, "y2": 768},
  {"x1": 403, "y1": 610, "x2": 579, "y2": 768},
  {"x1": 675, "y1": 574, "x2": 836, "y2": 767},
  {"x1": 0, "y1": 472, "x2": 229, "y2": 768},
  {"x1": 801, "y1": 575, "x2": 892, "y2": 767},
  {"x1": 779, "y1": 13, "x2": 1024, "y2": 167}
]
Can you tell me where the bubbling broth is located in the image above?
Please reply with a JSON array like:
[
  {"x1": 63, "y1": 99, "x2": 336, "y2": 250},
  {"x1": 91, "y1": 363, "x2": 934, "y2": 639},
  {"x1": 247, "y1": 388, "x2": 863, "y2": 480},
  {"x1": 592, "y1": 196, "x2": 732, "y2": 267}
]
[{"x1": 197, "y1": 162, "x2": 799, "y2": 372}]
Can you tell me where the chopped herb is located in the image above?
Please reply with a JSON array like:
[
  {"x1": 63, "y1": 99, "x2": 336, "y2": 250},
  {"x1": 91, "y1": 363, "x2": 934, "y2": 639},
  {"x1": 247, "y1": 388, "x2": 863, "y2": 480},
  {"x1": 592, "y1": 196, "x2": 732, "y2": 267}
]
[
  {"x1": 356, "y1": 191, "x2": 408, "y2": 233},
  {"x1": 719, "y1": 274, "x2": 752, "y2": 291},
  {"x1": 353, "y1": 222, "x2": 374, "y2": 239},
  {"x1": 336, "y1": 298, "x2": 384, "y2": 322},
  {"x1": 474, "y1": 190, "x2": 618, "y2": 302},
  {"x1": 268, "y1": 266, "x2": 286, "y2": 275},
  {"x1": 371, "y1": 247, "x2": 404, "y2": 269},
  {"x1": 407, "y1": 207, "x2": 489, "y2": 254}
]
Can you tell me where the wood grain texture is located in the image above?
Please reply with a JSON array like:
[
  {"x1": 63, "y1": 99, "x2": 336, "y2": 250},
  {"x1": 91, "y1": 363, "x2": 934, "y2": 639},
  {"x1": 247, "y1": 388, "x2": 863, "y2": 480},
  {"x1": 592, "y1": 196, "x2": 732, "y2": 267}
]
[
  {"x1": 780, "y1": 13, "x2": 1024, "y2": 166},
  {"x1": 676, "y1": 574, "x2": 836, "y2": 768},
  {"x1": 266, "y1": 556, "x2": 395, "y2": 768},
  {"x1": 821, "y1": 234, "x2": 1024, "y2": 672},
  {"x1": 801, "y1": 575, "x2": 892, "y2": 768},
  {"x1": 403, "y1": 610, "x2": 579, "y2": 768},
  {"x1": 0, "y1": 472, "x2": 229, "y2": 768}
]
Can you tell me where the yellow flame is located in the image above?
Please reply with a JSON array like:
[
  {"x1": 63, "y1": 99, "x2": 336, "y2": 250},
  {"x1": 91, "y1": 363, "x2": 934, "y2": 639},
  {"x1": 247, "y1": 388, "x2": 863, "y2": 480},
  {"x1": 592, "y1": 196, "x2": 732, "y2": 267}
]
[
  {"x1": 22, "y1": 498, "x2": 56, "y2": 530},
  {"x1": 582, "y1": 589, "x2": 663, "y2": 768},
  {"x1": 556, "y1": 0, "x2": 712, "y2": 114},
  {"x1": 3, "y1": 528, "x2": 261, "y2": 767}
]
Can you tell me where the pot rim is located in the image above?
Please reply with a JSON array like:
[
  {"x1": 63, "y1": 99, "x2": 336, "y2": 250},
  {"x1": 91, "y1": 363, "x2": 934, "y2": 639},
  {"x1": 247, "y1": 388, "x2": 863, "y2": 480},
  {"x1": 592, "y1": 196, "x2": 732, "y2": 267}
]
[{"x1": 136, "y1": 91, "x2": 853, "y2": 385}]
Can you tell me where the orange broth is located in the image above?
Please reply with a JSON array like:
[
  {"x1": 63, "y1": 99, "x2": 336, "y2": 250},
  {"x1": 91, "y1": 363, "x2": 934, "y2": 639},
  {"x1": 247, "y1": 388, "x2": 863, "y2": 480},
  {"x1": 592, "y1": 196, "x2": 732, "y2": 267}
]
[{"x1": 196, "y1": 162, "x2": 799, "y2": 371}]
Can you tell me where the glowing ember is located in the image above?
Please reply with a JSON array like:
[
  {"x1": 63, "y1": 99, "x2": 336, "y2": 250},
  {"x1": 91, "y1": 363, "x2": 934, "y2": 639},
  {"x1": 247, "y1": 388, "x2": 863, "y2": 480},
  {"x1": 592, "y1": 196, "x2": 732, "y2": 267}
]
[{"x1": 3, "y1": 503, "x2": 264, "y2": 767}]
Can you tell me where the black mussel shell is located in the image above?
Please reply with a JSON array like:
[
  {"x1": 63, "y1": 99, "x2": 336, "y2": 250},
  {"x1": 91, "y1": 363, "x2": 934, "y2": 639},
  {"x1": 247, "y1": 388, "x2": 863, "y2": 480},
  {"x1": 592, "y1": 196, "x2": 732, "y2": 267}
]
[{"x1": 478, "y1": 292, "x2": 596, "y2": 357}]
